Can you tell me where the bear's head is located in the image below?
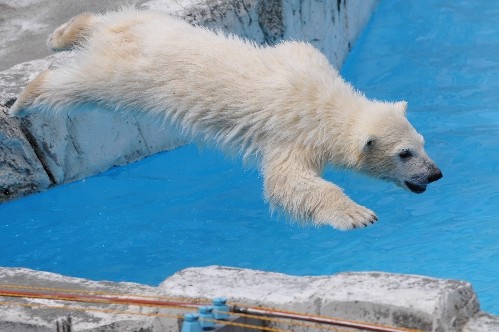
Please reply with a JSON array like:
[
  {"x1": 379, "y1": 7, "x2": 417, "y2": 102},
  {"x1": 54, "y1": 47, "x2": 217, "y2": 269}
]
[{"x1": 354, "y1": 101, "x2": 442, "y2": 194}]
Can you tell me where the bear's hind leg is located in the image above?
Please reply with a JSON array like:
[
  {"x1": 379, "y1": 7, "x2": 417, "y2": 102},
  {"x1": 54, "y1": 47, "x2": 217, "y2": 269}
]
[
  {"x1": 47, "y1": 13, "x2": 97, "y2": 51},
  {"x1": 9, "y1": 69, "x2": 52, "y2": 117}
]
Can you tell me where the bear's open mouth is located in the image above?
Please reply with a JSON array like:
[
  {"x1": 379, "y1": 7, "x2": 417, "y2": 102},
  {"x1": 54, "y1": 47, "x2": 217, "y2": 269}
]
[{"x1": 405, "y1": 181, "x2": 426, "y2": 194}]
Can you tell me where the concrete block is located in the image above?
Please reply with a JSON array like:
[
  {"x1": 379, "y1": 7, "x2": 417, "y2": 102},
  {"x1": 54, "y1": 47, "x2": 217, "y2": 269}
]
[
  {"x1": 463, "y1": 312, "x2": 499, "y2": 332},
  {"x1": 0, "y1": 267, "x2": 179, "y2": 332},
  {"x1": 23, "y1": 104, "x2": 184, "y2": 184},
  {"x1": 159, "y1": 266, "x2": 480, "y2": 332},
  {"x1": 0, "y1": 107, "x2": 52, "y2": 202},
  {"x1": 0, "y1": 266, "x2": 496, "y2": 332}
]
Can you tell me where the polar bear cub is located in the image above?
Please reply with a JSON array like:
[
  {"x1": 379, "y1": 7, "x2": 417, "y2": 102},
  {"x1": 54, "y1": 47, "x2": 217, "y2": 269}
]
[{"x1": 9, "y1": 8, "x2": 442, "y2": 230}]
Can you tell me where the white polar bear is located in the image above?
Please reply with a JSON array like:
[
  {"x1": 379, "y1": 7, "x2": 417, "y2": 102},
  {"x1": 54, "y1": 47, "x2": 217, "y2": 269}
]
[{"x1": 9, "y1": 8, "x2": 442, "y2": 230}]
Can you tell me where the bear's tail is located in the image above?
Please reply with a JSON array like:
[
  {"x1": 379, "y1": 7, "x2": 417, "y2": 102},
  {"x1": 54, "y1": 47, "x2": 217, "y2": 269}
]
[{"x1": 47, "y1": 13, "x2": 97, "y2": 51}]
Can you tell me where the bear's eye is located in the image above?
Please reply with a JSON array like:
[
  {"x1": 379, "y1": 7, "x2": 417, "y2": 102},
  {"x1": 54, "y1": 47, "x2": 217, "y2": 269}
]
[
  {"x1": 365, "y1": 137, "x2": 375, "y2": 149},
  {"x1": 398, "y1": 150, "x2": 412, "y2": 159}
]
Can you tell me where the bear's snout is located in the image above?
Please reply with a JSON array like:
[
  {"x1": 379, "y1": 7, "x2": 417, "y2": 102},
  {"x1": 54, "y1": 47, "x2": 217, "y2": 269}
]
[
  {"x1": 403, "y1": 163, "x2": 442, "y2": 194},
  {"x1": 427, "y1": 169, "x2": 443, "y2": 183}
]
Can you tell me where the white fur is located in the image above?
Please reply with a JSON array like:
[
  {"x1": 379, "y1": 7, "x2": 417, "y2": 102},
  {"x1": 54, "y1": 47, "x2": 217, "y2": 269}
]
[{"x1": 9, "y1": 8, "x2": 442, "y2": 230}]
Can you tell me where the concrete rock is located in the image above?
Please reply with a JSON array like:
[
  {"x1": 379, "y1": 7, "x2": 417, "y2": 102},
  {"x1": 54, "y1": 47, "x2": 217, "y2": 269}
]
[
  {"x1": 159, "y1": 266, "x2": 480, "y2": 332},
  {"x1": 0, "y1": 54, "x2": 64, "y2": 105},
  {"x1": 281, "y1": 0, "x2": 378, "y2": 67},
  {"x1": 144, "y1": 0, "x2": 378, "y2": 68},
  {"x1": 0, "y1": 108, "x2": 52, "y2": 201},
  {"x1": 0, "y1": 266, "x2": 496, "y2": 332},
  {"x1": 463, "y1": 312, "x2": 499, "y2": 332},
  {"x1": 0, "y1": 267, "x2": 178, "y2": 332},
  {"x1": 22, "y1": 104, "x2": 184, "y2": 184},
  {"x1": 257, "y1": 0, "x2": 284, "y2": 44}
]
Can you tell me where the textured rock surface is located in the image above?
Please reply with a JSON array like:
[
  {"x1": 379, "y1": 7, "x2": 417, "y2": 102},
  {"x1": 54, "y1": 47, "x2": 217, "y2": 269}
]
[
  {"x1": 160, "y1": 266, "x2": 480, "y2": 332},
  {"x1": 144, "y1": 0, "x2": 378, "y2": 68},
  {"x1": 0, "y1": 267, "x2": 179, "y2": 332},
  {"x1": 0, "y1": 54, "x2": 63, "y2": 105},
  {"x1": 0, "y1": 266, "x2": 496, "y2": 332},
  {"x1": 21, "y1": 105, "x2": 184, "y2": 184},
  {"x1": 282, "y1": 0, "x2": 378, "y2": 66},
  {"x1": 463, "y1": 313, "x2": 499, "y2": 332},
  {"x1": 0, "y1": 108, "x2": 52, "y2": 201}
]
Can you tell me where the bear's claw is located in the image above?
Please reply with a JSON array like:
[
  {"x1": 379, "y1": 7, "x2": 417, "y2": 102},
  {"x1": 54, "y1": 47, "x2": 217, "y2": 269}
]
[{"x1": 315, "y1": 201, "x2": 378, "y2": 230}]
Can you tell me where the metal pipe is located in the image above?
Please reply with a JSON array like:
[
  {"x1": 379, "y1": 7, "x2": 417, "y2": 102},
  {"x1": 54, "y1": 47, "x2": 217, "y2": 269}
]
[
  {"x1": 0, "y1": 289, "x2": 200, "y2": 309},
  {"x1": 0, "y1": 288, "x2": 420, "y2": 332},
  {"x1": 232, "y1": 305, "x2": 420, "y2": 332}
]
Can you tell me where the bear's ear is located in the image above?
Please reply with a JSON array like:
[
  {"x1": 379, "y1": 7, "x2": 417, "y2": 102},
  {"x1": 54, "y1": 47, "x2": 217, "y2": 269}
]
[
  {"x1": 394, "y1": 101, "x2": 408, "y2": 115},
  {"x1": 361, "y1": 135, "x2": 377, "y2": 152}
]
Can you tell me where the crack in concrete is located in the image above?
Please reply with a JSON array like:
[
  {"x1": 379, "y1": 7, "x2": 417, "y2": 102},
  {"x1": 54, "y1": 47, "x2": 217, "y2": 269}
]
[{"x1": 19, "y1": 118, "x2": 56, "y2": 185}]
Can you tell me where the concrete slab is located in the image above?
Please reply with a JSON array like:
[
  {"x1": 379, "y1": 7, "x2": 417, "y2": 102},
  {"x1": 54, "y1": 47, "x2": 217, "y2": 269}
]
[
  {"x1": 0, "y1": 266, "x2": 497, "y2": 332},
  {"x1": 159, "y1": 266, "x2": 480, "y2": 332}
]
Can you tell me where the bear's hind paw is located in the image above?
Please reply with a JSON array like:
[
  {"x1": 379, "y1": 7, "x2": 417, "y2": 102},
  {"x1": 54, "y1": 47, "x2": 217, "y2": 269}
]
[
  {"x1": 9, "y1": 95, "x2": 36, "y2": 118},
  {"x1": 8, "y1": 70, "x2": 51, "y2": 118}
]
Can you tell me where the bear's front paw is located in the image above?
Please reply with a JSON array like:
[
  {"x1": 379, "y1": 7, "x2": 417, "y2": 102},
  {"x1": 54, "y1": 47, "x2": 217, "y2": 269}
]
[{"x1": 314, "y1": 201, "x2": 378, "y2": 231}]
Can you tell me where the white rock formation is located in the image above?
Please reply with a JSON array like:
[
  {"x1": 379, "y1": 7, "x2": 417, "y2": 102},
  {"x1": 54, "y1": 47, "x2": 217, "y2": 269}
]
[{"x1": 160, "y1": 266, "x2": 481, "y2": 332}]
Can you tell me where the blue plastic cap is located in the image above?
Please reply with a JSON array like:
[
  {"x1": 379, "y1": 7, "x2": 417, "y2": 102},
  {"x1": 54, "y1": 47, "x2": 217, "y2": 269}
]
[
  {"x1": 184, "y1": 313, "x2": 199, "y2": 322},
  {"x1": 199, "y1": 306, "x2": 213, "y2": 314},
  {"x1": 212, "y1": 298, "x2": 229, "y2": 320},
  {"x1": 213, "y1": 297, "x2": 227, "y2": 306}
]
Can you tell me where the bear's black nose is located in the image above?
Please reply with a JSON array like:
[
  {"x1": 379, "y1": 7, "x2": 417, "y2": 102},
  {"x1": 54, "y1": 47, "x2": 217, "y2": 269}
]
[{"x1": 428, "y1": 170, "x2": 443, "y2": 183}]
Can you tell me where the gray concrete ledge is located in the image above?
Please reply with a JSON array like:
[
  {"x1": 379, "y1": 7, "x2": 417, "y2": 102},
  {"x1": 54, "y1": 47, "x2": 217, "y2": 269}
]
[
  {"x1": 0, "y1": 267, "x2": 172, "y2": 332},
  {"x1": 0, "y1": 266, "x2": 497, "y2": 332},
  {"x1": 0, "y1": 0, "x2": 377, "y2": 202}
]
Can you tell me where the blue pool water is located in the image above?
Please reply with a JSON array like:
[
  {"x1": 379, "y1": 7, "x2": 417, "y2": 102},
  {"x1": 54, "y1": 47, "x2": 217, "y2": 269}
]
[{"x1": 1, "y1": 0, "x2": 499, "y2": 314}]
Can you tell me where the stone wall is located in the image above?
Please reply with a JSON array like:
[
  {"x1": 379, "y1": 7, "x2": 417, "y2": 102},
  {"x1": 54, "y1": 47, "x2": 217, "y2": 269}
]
[{"x1": 0, "y1": 0, "x2": 377, "y2": 202}]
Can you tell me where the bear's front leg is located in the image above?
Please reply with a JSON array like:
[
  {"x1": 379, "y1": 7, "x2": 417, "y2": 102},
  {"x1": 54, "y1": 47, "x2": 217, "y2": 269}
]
[{"x1": 262, "y1": 149, "x2": 378, "y2": 230}]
